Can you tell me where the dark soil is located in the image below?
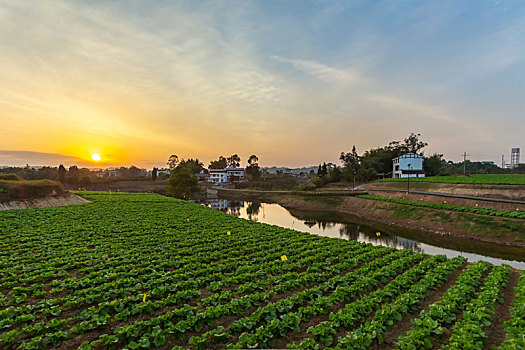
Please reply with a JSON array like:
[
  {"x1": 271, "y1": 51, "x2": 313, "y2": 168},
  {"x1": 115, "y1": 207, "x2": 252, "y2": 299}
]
[
  {"x1": 484, "y1": 269, "x2": 521, "y2": 349},
  {"x1": 369, "y1": 263, "x2": 467, "y2": 349}
]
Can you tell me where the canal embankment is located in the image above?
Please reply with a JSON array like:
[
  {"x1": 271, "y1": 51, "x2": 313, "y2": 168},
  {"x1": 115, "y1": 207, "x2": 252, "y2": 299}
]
[{"x1": 216, "y1": 188, "x2": 525, "y2": 249}]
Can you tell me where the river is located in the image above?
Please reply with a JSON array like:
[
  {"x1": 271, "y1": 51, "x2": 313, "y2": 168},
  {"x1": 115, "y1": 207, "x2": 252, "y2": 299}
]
[{"x1": 204, "y1": 198, "x2": 525, "y2": 270}]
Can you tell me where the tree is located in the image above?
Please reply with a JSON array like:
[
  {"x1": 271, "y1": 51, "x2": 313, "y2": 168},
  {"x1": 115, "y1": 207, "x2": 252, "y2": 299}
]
[
  {"x1": 340, "y1": 145, "x2": 360, "y2": 181},
  {"x1": 167, "y1": 155, "x2": 179, "y2": 170},
  {"x1": 58, "y1": 164, "x2": 67, "y2": 184},
  {"x1": 403, "y1": 133, "x2": 428, "y2": 155},
  {"x1": 152, "y1": 167, "x2": 158, "y2": 181},
  {"x1": 227, "y1": 154, "x2": 241, "y2": 168},
  {"x1": 209, "y1": 156, "x2": 227, "y2": 169},
  {"x1": 166, "y1": 168, "x2": 201, "y2": 199},
  {"x1": 321, "y1": 162, "x2": 328, "y2": 176},
  {"x1": 248, "y1": 154, "x2": 258, "y2": 165},
  {"x1": 246, "y1": 154, "x2": 261, "y2": 180},
  {"x1": 67, "y1": 165, "x2": 79, "y2": 185},
  {"x1": 423, "y1": 154, "x2": 444, "y2": 176},
  {"x1": 177, "y1": 158, "x2": 205, "y2": 174}
]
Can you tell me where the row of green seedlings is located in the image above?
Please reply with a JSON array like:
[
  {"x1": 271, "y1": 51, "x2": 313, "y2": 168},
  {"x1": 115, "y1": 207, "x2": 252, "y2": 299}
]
[
  {"x1": 357, "y1": 195, "x2": 524, "y2": 219},
  {"x1": 5, "y1": 242, "x2": 385, "y2": 348},
  {"x1": 1, "y1": 238, "x2": 373, "y2": 348},
  {"x1": 0, "y1": 215, "x2": 301, "y2": 291},
  {"x1": 335, "y1": 261, "x2": 503, "y2": 350},
  {"x1": 442, "y1": 264, "x2": 511, "y2": 349},
  {"x1": 0, "y1": 194, "x2": 279, "y2": 293},
  {"x1": 78, "y1": 247, "x2": 401, "y2": 349},
  {"x1": 0, "y1": 233, "x2": 322, "y2": 329},
  {"x1": 496, "y1": 271, "x2": 525, "y2": 349},
  {"x1": 289, "y1": 255, "x2": 466, "y2": 349},
  {"x1": 195, "y1": 250, "x2": 421, "y2": 349},
  {"x1": 0, "y1": 196, "x2": 256, "y2": 284},
  {"x1": 395, "y1": 260, "x2": 492, "y2": 349},
  {"x1": 1, "y1": 228, "x2": 327, "y2": 320}
]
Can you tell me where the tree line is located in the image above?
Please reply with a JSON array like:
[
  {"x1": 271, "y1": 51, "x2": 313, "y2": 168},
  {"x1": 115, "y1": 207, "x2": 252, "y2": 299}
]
[
  {"x1": 164, "y1": 153, "x2": 262, "y2": 198},
  {"x1": 313, "y1": 133, "x2": 517, "y2": 187}
]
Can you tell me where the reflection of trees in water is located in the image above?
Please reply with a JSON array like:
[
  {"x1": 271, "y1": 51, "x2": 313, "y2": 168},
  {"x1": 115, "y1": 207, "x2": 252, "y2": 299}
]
[
  {"x1": 246, "y1": 201, "x2": 261, "y2": 222},
  {"x1": 338, "y1": 224, "x2": 360, "y2": 241},
  {"x1": 304, "y1": 221, "x2": 317, "y2": 228},
  {"x1": 227, "y1": 207, "x2": 241, "y2": 217},
  {"x1": 316, "y1": 221, "x2": 337, "y2": 230},
  {"x1": 337, "y1": 224, "x2": 423, "y2": 253},
  {"x1": 213, "y1": 198, "x2": 424, "y2": 254}
]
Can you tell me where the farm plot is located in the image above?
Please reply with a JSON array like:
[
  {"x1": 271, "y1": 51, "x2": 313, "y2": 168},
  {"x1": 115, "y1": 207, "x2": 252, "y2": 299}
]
[
  {"x1": 357, "y1": 195, "x2": 525, "y2": 219},
  {"x1": 379, "y1": 174, "x2": 525, "y2": 185},
  {"x1": 0, "y1": 192, "x2": 523, "y2": 349}
]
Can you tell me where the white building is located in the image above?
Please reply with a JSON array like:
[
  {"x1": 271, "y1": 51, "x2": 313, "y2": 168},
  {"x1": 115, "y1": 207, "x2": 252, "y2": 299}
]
[
  {"x1": 392, "y1": 153, "x2": 425, "y2": 178},
  {"x1": 157, "y1": 168, "x2": 171, "y2": 175},
  {"x1": 208, "y1": 168, "x2": 245, "y2": 183}
]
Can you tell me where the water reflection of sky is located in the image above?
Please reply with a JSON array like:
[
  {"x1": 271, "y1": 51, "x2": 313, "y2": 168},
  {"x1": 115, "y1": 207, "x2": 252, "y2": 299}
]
[{"x1": 205, "y1": 199, "x2": 525, "y2": 270}]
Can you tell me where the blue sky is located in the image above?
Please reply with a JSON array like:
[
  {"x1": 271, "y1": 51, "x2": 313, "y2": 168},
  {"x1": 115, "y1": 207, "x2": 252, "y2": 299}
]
[{"x1": 0, "y1": 0, "x2": 523, "y2": 167}]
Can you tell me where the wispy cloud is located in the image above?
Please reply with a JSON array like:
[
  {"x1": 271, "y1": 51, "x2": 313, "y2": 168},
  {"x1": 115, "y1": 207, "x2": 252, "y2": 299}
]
[{"x1": 272, "y1": 55, "x2": 365, "y2": 85}]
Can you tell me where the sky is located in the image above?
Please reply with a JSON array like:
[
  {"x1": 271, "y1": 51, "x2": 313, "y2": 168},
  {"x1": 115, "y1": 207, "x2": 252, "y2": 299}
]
[{"x1": 0, "y1": 0, "x2": 524, "y2": 168}]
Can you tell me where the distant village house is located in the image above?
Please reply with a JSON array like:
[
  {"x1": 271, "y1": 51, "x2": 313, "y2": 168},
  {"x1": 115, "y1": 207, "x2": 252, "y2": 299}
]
[
  {"x1": 208, "y1": 168, "x2": 245, "y2": 184},
  {"x1": 156, "y1": 168, "x2": 171, "y2": 176}
]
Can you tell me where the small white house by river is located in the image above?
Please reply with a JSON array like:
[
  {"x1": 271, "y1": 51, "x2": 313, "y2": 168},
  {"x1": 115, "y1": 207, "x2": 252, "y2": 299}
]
[
  {"x1": 208, "y1": 168, "x2": 245, "y2": 184},
  {"x1": 392, "y1": 153, "x2": 425, "y2": 178}
]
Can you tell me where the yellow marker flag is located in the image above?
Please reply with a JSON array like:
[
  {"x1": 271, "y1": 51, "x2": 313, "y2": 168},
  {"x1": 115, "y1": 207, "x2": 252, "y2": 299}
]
[
  {"x1": 376, "y1": 232, "x2": 381, "y2": 237},
  {"x1": 143, "y1": 293, "x2": 146, "y2": 302},
  {"x1": 281, "y1": 255, "x2": 288, "y2": 261},
  {"x1": 227, "y1": 231, "x2": 231, "y2": 236},
  {"x1": 187, "y1": 218, "x2": 189, "y2": 222}
]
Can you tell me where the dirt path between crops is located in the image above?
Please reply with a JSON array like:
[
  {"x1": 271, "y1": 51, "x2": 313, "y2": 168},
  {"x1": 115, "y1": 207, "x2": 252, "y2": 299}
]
[
  {"x1": 0, "y1": 193, "x2": 89, "y2": 210},
  {"x1": 484, "y1": 269, "x2": 521, "y2": 349},
  {"x1": 369, "y1": 263, "x2": 467, "y2": 349}
]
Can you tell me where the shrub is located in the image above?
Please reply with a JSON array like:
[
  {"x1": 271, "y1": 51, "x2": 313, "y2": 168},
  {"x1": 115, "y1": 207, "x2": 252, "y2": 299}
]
[
  {"x1": 0, "y1": 173, "x2": 20, "y2": 181},
  {"x1": 0, "y1": 179, "x2": 65, "y2": 201}
]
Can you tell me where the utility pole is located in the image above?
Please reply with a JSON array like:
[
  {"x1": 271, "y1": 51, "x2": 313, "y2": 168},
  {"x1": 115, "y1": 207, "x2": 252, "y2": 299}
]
[
  {"x1": 462, "y1": 152, "x2": 469, "y2": 175},
  {"x1": 502, "y1": 155, "x2": 505, "y2": 169},
  {"x1": 407, "y1": 163, "x2": 411, "y2": 193}
]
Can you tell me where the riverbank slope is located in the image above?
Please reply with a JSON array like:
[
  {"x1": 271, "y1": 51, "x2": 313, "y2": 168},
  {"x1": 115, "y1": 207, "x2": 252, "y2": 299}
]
[{"x1": 218, "y1": 189, "x2": 525, "y2": 250}]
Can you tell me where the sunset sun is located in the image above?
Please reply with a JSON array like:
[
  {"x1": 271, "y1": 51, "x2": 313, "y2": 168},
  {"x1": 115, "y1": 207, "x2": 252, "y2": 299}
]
[{"x1": 91, "y1": 153, "x2": 102, "y2": 162}]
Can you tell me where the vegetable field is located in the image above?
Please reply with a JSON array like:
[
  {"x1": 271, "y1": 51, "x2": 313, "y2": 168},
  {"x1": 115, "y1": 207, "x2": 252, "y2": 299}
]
[
  {"x1": 0, "y1": 192, "x2": 523, "y2": 349},
  {"x1": 379, "y1": 174, "x2": 525, "y2": 185}
]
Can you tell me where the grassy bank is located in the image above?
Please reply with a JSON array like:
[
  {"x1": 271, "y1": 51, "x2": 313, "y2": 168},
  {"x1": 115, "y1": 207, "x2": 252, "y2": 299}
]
[
  {"x1": 358, "y1": 194, "x2": 524, "y2": 219},
  {"x1": 0, "y1": 178, "x2": 64, "y2": 201},
  {"x1": 379, "y1": 174, "x2": 525, "y2": 185}
]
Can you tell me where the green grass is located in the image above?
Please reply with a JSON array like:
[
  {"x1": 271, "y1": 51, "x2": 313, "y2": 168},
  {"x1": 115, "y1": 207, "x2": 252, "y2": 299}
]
[
  {"x1": 0, "y1": 192, "x2": 522, "y2": 349},
  {"x1": 379, "y1": 174, "x2": 525, "y2": 185},
  {"x1": 358, "y1": 194, "x2": 525, "y2": 219}
]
